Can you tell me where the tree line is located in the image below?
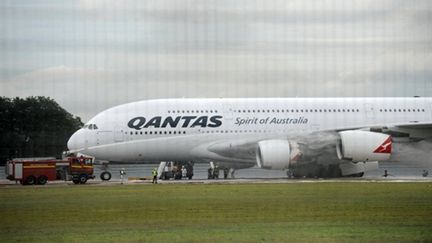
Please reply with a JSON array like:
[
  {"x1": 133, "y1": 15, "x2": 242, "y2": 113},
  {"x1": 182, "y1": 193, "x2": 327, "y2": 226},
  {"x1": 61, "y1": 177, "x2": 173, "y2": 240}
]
[{"x1": 0, "y1": 96, "x2": 83, "y2": 165}]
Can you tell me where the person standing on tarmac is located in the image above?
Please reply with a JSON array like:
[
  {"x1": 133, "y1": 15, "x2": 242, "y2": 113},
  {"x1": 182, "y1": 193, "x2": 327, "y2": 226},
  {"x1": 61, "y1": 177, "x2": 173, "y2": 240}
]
[{"x1": 152, "y1": 168, "x2": 158, "y2": 184}]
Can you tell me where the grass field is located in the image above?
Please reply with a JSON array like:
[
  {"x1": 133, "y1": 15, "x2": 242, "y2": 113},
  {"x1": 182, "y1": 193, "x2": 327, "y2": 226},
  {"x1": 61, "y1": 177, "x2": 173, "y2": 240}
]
[{"x1": 0, "y1": 182, "x2": 431, "y2": 242}]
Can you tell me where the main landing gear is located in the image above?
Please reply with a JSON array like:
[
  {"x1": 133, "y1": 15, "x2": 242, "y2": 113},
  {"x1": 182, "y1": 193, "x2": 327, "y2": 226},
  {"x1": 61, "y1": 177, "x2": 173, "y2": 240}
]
[{"x1": 207, "y1": 162, "x2": 236, "y2": 179}]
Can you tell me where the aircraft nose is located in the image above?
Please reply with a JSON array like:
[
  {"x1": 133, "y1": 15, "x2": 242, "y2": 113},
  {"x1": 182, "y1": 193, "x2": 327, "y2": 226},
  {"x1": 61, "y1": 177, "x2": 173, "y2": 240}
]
[{"x1": 67, "y1": 129, "x2": 83, "y2": 151}]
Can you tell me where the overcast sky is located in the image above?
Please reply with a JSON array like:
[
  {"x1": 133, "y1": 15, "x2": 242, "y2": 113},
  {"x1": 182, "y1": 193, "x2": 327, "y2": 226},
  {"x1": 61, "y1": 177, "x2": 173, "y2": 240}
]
[{"x1": 1, "y1": 0, "x2": 431, "y2": 122}]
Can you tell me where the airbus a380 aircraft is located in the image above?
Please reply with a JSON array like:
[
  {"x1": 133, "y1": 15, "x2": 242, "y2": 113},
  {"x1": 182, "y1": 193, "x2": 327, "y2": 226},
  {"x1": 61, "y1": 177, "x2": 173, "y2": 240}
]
[{"x1": 67, "y1": 97, "x2": 432, "y2": 178}]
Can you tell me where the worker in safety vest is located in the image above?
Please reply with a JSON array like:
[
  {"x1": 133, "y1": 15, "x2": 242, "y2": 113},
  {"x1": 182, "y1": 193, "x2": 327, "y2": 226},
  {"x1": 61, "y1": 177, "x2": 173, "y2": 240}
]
[{"x1": 152, "y1": 168, "x2": 158, "y2": 184}]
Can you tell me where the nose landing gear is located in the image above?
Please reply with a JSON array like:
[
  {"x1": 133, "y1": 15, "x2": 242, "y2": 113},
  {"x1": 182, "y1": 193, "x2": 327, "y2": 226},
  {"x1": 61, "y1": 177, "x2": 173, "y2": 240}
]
[
  {"x1": 99, "y1": 161, "x2": 112, "y2": 181},
  {"x1": 100, "y1": 171, "x2": 112, "y2": 181}
]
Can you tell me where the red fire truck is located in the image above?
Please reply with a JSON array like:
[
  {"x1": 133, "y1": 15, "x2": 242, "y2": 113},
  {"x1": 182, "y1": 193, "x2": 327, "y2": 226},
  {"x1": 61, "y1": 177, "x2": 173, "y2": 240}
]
[{"x1": 5, "y1": 156, "x2": 95, "y2": 185}]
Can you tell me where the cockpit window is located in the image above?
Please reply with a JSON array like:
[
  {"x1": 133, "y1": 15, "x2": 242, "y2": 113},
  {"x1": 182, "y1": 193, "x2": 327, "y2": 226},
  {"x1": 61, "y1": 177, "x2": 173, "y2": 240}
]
[{"x1": 83, "y1": 124, "x2": 98, "y2": 130}]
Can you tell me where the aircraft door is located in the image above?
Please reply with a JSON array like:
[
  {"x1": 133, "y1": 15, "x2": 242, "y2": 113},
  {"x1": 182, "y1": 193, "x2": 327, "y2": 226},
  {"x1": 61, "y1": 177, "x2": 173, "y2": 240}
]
[
  {"x1": 430, "y1": 102, "x2": 432, "y2": 119},
  {"x1": 114, "y1": 126, "x2": 124, "y2": 142},
  {"x1": 364, "y1": 103, "x2": 375, "y2": 122},
  {"x1": 223, "y1": 104, "x2": 233, "y2": 120},
  {"x1": 97, "y1": 131, "x2": 113, "y2": 145}
]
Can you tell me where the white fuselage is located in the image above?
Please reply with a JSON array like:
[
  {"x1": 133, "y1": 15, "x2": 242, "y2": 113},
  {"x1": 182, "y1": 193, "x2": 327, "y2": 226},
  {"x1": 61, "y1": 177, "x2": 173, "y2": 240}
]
[{"x1": 67, "y1": 98, "x2": 432, "y2": 164}]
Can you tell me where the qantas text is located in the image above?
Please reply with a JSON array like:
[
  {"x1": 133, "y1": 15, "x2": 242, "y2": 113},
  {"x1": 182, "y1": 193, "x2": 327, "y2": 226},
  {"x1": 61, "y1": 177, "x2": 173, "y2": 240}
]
[{"x1": 128, "y1": 116, "x2": 223, "y2": 130}]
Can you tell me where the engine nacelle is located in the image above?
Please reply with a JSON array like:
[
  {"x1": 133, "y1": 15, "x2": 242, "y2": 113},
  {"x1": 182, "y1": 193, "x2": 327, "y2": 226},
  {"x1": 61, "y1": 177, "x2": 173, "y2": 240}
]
[
  {"x1": 337, "y1": 131, "x2": 392, "y2": 162},
  {"x1": 256, "y1": 140, "x2": 299, "y2": 170}
]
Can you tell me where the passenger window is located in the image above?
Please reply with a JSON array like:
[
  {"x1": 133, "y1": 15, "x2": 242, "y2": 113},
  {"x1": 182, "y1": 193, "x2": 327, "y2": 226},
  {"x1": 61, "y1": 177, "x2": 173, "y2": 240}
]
[{"x1": 93, "y1": 124, "x2": 98, "y2": 129}]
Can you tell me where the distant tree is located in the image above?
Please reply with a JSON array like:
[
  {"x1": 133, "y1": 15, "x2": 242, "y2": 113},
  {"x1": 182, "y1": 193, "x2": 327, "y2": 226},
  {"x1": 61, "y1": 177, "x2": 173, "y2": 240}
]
[{"x1": 0, "y1": 96, "x2": 83, "y2": 164}]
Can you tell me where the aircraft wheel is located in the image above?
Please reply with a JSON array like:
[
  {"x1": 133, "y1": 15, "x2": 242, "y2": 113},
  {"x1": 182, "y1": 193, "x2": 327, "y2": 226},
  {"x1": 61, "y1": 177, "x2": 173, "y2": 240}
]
[{"x1": 100, "y1": 171, "x2": 112, "y2": 181}]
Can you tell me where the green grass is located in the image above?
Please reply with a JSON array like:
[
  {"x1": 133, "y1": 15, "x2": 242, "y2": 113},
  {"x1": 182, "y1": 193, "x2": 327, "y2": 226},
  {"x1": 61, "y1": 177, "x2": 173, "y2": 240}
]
[{"x1": 0, "y1": 182, "x2": 431, "y2": 242}]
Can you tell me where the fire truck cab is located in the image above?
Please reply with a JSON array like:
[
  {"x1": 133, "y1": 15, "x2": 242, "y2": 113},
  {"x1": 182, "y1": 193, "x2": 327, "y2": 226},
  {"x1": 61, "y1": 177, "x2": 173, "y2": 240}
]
[{"x1": 56, "y1": 156, "x2": 95, "y2": 184}]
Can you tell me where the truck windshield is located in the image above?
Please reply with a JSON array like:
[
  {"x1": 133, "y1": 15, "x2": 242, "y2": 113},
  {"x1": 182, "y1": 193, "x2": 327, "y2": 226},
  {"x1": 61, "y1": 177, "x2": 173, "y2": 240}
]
[{"x1": 84, "y1": 158, "x2": 92, "y2": 165}]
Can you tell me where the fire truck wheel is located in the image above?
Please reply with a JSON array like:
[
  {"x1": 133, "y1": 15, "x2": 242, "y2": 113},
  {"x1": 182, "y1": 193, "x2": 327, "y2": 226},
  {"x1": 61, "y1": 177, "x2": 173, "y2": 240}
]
[
  {"x1": 79, "y1": 174, "x2": 88, "y2": 184},
  {"x1": 37, "y1": 176, "x2": 48, "y2": 185},
  {"x1": 25, "y1": 176, "x2": 36, "y2": 185},
  {"x1": 100, "y1": 172, "x2": 112, "y2": 181}
]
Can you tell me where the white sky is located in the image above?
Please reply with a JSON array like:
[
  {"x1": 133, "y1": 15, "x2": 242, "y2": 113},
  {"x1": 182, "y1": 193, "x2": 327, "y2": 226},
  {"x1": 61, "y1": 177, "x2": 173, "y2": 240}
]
[{"x1": 1, "y1": 0, "x2": 431, "y2": 122}]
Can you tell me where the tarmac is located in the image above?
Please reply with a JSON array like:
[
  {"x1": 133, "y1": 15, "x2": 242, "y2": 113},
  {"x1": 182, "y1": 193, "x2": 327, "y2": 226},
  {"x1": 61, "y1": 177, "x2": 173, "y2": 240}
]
[
  {"x1": 1, "y1": 162, "x2": 431, "y2": 187},
  {"x1": 1, "y1": 176, "x2": 432, "y2": 188}
]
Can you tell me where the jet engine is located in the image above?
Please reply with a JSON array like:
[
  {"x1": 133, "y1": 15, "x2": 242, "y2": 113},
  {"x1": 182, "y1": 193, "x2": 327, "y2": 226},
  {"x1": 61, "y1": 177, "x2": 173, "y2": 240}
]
[
  {"x1": 256, "y1": 140, "x2": 301, "y2": 170},
  {"x1": 337, "y1": 131, "x2": 392, "y2": 162}
]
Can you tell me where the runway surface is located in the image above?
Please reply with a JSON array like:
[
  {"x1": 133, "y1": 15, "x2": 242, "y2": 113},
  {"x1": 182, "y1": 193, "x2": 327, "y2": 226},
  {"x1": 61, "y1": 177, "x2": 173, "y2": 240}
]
[{"x1": 1, "y1": 162, "x2": 431, "y2": 187}]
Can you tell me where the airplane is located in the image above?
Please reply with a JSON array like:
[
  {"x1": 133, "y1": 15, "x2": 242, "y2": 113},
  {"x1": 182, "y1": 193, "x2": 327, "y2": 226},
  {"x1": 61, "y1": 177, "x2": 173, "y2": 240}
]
[{"x1": 67, "y1": 97, "x2": 432, "y2": 179}]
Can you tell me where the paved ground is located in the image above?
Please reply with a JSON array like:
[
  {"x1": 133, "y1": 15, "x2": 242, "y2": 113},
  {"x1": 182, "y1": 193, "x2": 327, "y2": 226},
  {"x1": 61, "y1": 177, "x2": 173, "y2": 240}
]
[{"x1": 1, "y1": 176, "x2": 432, "y2": 188}]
